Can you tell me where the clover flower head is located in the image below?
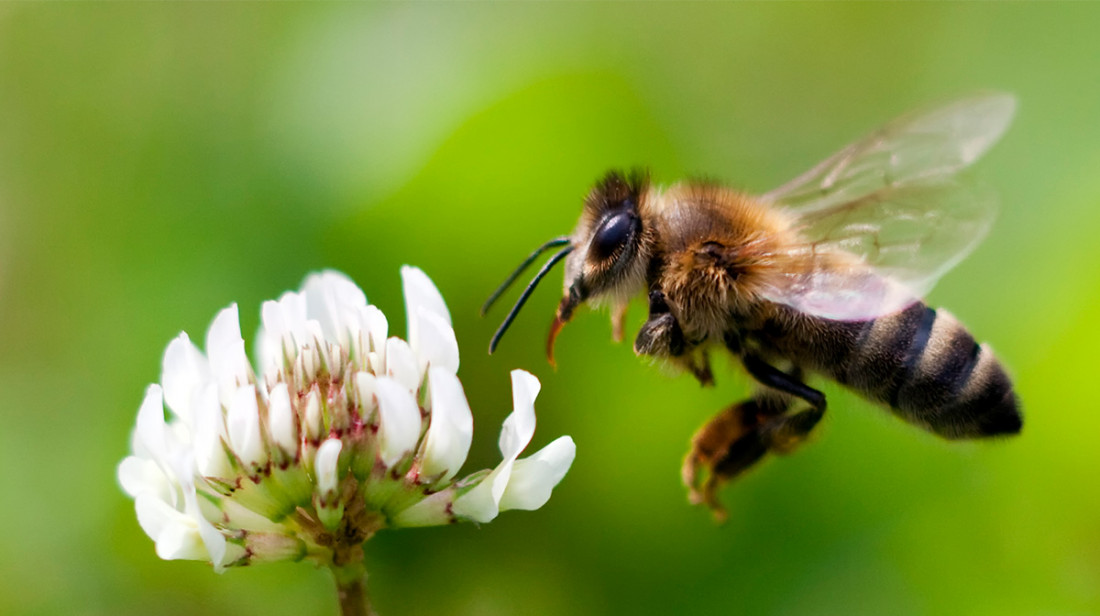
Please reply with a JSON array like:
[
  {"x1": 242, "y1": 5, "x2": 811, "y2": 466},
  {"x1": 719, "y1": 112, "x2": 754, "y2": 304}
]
[{"x1": 118, "y1": 267, "x2": 575, "y2": 572}]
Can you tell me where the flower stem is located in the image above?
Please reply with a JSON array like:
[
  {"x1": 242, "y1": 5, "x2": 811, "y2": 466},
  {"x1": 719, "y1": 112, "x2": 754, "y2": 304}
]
[{"x1": 332, "y1": 563, "x2": 376, "y2": 616}]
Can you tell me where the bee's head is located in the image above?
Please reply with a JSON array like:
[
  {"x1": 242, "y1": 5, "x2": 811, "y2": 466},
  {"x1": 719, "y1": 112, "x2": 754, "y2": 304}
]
[
  {"x1": 483, "y1": 169, "x2": 652, "y2": 363},
  {"x1": 556, "y1": 169, "x2": 650, "y2": 321}
]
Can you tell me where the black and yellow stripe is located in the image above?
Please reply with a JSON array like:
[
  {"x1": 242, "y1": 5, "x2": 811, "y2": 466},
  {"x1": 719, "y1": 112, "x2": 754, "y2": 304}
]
[{"x1": 772, "y1": 302, "x2": 1021, "y2": 439}]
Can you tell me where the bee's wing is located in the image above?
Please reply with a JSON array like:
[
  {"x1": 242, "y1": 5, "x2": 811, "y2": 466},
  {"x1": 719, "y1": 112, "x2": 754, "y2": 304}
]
[
  {"x1": 758, "y1": 93, "x2": 1015, "y2": 321},
  {"x1": 763, "y1": 92, "x2": 1015, "y2": 213}
]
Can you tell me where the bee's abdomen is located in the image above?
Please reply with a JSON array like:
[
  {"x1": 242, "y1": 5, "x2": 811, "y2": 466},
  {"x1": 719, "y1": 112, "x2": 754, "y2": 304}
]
[{"x1": 830, "y1": 303, "x2": 1021, "y2": 439}]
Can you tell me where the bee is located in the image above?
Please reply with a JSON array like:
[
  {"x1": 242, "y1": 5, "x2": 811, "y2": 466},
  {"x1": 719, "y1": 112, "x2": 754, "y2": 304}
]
[{"x1": 483, "y1": 93, "x2": 1022, "y2": 519}]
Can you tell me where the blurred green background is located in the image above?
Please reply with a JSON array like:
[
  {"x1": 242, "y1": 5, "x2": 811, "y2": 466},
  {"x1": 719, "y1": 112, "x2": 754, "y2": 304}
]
[{"x1": 2, "y1": 3, "x2": 1099, "y2": 615}]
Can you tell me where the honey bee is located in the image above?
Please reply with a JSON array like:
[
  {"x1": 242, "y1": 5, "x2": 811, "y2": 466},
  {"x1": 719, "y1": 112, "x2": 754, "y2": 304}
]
[{"x1": 483, "y1": 93, "x2": 1022, "y2": 519}]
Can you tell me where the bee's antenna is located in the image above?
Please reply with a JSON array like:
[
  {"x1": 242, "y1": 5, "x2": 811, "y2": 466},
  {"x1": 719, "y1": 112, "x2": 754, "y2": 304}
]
[
  {"x1": 481, "y1": 236, "x2": 572, "y2": 316},
  {"x1": 488, "y1": 244, "x2": 574, "y2": 354}
]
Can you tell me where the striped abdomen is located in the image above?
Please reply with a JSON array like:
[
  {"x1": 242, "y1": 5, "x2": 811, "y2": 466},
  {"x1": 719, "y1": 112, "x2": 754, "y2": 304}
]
[{"x1": 772, "y1": 303, "x2": 1021, "y2": 439}]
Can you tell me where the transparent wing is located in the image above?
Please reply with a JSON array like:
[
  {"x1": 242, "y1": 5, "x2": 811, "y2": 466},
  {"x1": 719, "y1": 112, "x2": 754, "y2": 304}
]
[
  {"x1": 761, "y1": 180, "x2": 996, "y2": 320},
  {"x1": 758, "y1": 93, "x2": 1014, "y2": 321},
  {"x1": 764, "y1": 92, "x2": 1016, "y2": 212}
]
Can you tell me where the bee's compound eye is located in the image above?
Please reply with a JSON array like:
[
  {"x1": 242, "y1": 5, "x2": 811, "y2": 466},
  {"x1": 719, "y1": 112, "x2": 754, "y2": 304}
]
[{"x1": 591, "y1": 212, "x2": 635, "y2": 261}]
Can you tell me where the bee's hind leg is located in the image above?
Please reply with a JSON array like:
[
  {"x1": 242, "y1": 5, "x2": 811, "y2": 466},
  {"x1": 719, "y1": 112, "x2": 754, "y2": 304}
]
[
  {"x1": 741, "y1": 355, "x2": 826, "y2": 453},
  {"x1": 682, "y1": 397, "x2": 769, "y2": 522},
  {"x1": 683, "y1": 359, "x2": 827, "y2": 521}
]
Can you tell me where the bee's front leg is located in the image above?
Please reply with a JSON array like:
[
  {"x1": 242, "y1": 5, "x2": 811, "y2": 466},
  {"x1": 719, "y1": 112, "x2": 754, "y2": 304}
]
[
  {"x1": 633, "y1": 289, "x2": 686, "y2": 357},
  {"x1": 636, "y1": 290, "x2": 714, "y2": 386}
]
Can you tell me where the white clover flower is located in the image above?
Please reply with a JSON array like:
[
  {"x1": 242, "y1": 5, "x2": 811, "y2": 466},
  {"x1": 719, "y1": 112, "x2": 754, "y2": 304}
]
[{"x1": 118, "y1": 267, "x2": 575, "y2": 578}]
